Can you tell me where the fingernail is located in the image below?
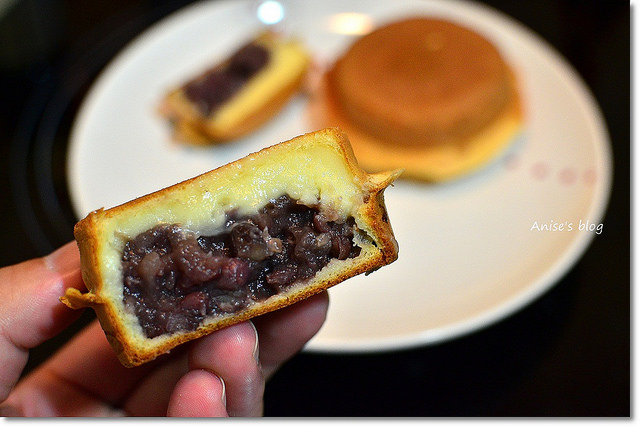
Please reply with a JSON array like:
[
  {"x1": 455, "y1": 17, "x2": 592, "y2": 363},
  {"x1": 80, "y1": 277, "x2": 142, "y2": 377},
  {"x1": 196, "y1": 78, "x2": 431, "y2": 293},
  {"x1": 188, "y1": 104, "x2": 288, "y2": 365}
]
[
  {"x1": 249, "y1": 321, "x2": 260, "y2": 365},
  {"x1": 219, "y1": 375, "x2": 227, "y2": 408}
]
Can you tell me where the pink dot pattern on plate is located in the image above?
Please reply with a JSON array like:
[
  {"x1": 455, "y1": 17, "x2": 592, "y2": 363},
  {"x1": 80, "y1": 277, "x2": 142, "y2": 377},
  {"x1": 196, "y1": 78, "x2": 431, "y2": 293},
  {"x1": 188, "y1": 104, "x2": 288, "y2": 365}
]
[
  {"x1": 503, "y1": 156, "x2": 597, "y2": 186},
  {"x1": 583, "y1": 168, "x2": 597, "y2": 186},
  {"x1": 531, "y1": 161, "x2": 549, "y2": 180},
  {"x1": 558, "y1": 167, "x2": 577, "y2": 185}
]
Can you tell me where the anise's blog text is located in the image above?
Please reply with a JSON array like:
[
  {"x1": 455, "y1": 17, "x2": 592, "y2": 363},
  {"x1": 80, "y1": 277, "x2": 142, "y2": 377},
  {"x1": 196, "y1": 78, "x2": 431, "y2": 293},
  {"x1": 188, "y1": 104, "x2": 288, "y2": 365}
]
[{"x1": 530, "y1": 219, "x2": 603, "y2": 235}]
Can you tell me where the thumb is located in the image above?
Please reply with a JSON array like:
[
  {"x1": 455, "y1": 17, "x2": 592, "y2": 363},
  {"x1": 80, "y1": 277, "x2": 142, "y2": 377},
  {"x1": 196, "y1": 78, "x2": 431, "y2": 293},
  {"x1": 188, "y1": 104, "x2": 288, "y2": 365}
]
[{"x1": 0, "y1": 242, "x2": 85, "y2": 402}]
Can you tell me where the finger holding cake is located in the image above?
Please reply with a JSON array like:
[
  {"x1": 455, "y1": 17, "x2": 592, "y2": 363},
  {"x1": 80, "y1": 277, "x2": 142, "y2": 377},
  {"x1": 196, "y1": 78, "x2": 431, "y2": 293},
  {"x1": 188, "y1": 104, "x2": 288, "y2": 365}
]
[{"x1": 61, "y1": 128, "x2": 399, "y2": 367}]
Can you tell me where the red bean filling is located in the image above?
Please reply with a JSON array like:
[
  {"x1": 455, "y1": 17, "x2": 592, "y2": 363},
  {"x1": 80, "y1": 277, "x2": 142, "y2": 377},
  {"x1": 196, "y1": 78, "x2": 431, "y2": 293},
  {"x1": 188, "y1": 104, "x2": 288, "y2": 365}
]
[
  {"x1": 184, "y1": 42, "x2": 270, "y2": 116},
  {"x1": 122, "y1": 195, "x2": 360, "y2": 338}
]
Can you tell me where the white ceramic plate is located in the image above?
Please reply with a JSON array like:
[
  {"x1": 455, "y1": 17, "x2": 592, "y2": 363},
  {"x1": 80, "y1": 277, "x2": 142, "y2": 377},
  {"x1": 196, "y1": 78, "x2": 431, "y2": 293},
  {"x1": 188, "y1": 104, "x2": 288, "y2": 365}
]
[{"x1": 68, "y1": 0, "x2": 613, "y2": 352}]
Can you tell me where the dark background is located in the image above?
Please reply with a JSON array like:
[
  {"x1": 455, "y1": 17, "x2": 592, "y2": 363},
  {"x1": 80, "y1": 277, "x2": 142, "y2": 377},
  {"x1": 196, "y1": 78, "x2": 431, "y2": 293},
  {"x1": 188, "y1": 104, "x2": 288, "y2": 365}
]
[{"x1": 0, "y1": 0, "x2": 629, "y2": 416}]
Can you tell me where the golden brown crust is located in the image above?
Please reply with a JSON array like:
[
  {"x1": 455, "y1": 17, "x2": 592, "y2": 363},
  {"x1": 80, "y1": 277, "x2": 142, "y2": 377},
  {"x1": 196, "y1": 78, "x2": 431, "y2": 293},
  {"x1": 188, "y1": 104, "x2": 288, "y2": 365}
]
[
  {"x1": 309, "y1": 72, "x2": 523, "y2": 182},
  {"x1": 61, "y1": 128, "x2": 399, "y2": 367},
  {"x1": 160, "y1": 31, "x2": 310, "y2": 145},
  {"x1": 308, "y1": 18, "x2": 524, "y2": 182},
  {"x1": 329, "y1": 18, "x2": 512, "y2": 147}
]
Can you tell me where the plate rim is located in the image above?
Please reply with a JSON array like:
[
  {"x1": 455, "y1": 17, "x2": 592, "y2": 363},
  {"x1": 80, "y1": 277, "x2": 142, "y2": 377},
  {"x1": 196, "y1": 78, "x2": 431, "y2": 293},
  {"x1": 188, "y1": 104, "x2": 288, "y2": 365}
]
[{"x1": 66, "y1": 0, "x2": 614, "y2": 353}]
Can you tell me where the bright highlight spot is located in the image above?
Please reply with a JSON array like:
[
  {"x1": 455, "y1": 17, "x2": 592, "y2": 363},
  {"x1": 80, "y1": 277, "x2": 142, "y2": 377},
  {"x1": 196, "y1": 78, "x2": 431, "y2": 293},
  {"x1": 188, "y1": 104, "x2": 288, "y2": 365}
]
[
  {"x1": 257, "y1": 0, "x2": 285, "y2": 25},
  {"x1": 327, "y1": 13, "x2": 374, "y2": 35}
]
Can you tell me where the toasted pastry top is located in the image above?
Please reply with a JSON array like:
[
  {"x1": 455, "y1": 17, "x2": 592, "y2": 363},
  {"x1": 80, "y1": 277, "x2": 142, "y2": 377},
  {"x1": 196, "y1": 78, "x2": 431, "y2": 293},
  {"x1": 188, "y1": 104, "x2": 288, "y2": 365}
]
[
  {"x1": 308, "y1": 18, "x2": 524, "y2": 182},
  {"x1": 62, "y1": 128, "x2": 399, "y2": 366}
]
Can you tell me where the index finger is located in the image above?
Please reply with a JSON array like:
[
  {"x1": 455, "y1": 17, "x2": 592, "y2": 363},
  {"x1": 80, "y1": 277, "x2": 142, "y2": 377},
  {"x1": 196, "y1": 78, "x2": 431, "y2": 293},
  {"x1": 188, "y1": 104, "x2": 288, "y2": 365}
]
[{"x1": 0, "y1": 242, "x2": 85, "y2": 401}]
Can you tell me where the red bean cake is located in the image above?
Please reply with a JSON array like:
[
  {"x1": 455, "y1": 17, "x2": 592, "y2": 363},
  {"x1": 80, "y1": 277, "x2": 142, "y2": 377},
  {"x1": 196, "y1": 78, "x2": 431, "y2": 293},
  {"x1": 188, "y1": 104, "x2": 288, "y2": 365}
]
[
  {"x1": 160, "y1": 31, "x2": 310, "y2": 144},
  {"x1": 61, "y1": 128, "x2": 399, "y2": 367}
]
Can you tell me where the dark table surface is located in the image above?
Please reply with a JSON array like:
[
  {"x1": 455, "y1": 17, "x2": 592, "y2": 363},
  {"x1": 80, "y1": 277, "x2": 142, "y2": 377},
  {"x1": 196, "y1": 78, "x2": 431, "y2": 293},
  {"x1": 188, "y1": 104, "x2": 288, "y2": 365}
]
[{"x1": 0, "y1": 0, "x2": 629, "y2": 417}]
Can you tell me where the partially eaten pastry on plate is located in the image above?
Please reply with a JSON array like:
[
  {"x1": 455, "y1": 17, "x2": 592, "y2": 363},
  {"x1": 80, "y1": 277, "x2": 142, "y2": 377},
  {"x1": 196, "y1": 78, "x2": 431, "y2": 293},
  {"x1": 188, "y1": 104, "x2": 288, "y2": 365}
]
[
  {"x1": 61, "y1": 128, "x2": 399, "y2": 367},
  {"x1": 159, "y1": 31, "x2": 310, "y2": 144}
]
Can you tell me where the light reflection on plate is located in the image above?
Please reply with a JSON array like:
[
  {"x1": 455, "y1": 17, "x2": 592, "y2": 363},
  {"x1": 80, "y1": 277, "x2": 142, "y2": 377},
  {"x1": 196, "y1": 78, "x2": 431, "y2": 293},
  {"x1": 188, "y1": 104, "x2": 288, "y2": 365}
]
[{"x1": 67, "y1": 0, "x2": 612, "y2": 352}]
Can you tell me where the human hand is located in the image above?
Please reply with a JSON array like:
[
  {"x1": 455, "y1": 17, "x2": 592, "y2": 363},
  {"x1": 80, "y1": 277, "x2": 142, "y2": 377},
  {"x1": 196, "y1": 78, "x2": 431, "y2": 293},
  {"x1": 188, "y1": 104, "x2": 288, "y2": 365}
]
[{"x1": 0, "y1": 242, "x2": 328, "y2": 416}]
